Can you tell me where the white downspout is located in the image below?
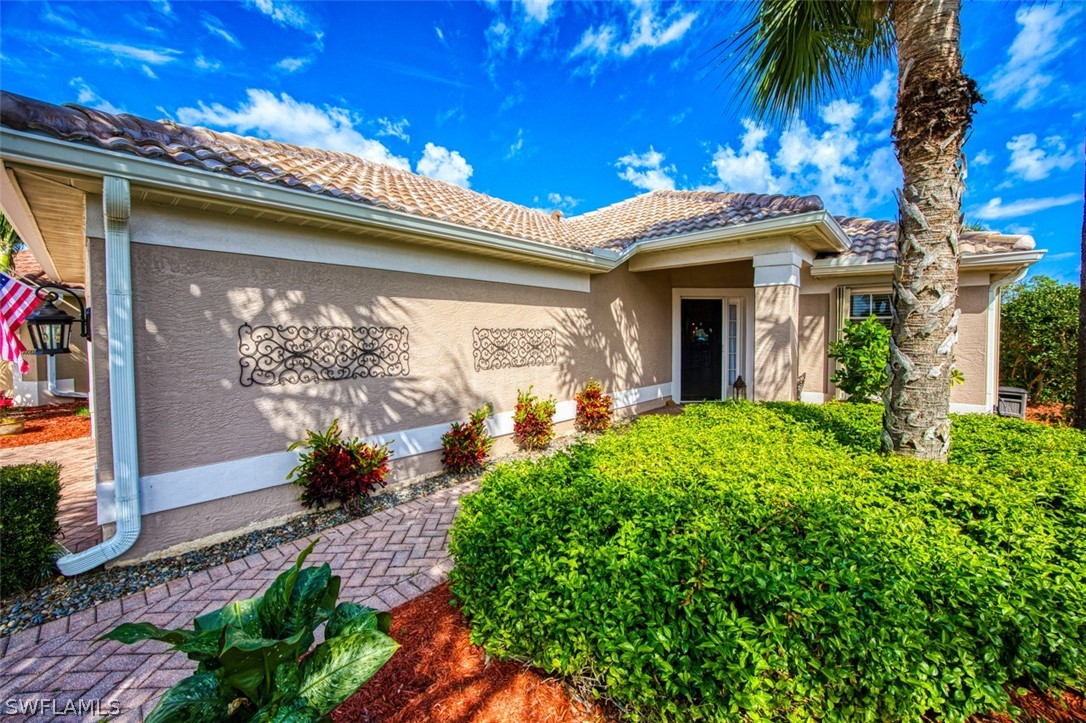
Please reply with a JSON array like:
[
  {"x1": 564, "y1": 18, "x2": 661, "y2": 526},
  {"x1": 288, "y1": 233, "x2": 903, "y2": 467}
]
[
  {"x1": 57, "y1": 176, "x2": 140, "y2": 574},
  {"x1": 983, "y1": 267, "x2": 1029, "y2": 414}
]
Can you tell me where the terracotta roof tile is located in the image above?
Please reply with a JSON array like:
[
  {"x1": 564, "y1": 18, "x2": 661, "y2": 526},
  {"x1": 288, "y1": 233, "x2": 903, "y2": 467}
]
[
  {"x1": 834, "y1": 216, "x2": 1036, "y2": 264},
  {"x1": 10, "y1": 249, "x2": 82, "y2": 289},
  {"x1": 0, "y1": 91, "x2": 1034, "y2": 264}
]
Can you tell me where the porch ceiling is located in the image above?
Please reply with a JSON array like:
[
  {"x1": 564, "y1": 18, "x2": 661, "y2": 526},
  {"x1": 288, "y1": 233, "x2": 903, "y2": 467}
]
[{"x1": 1, "y1": 164, "x2": 89, "y2": 285}]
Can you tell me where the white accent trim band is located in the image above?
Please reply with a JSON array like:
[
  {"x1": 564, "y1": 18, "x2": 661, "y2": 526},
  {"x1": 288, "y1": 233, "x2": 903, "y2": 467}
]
[
  {"x1": 799, "y1": 391, "x2": 829, "y2": 404},
  {"x1": 96, "y1": 382, "x2": 672, "y2": 524}
]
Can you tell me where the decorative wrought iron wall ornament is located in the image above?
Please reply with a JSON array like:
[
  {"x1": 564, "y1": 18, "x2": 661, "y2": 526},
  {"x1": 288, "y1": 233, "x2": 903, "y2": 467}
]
[
  {"x1": 472, "y1": 327, "x2": 557, "y2": 372},
  {"x1": 238, "y1": 323, "x2": 409, "y2": 387}
]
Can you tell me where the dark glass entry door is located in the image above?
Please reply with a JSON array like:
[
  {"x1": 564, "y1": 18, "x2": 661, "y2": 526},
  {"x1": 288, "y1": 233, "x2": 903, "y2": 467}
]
[{"x1": 681, "y1": 299, "x2": 722, "y2": 401}]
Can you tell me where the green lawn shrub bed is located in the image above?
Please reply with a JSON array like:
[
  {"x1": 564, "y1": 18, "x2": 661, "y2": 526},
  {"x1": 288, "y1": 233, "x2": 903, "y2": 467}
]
[{"x1": 449, "y1": 402, "x2": 1086, "y2": 721}]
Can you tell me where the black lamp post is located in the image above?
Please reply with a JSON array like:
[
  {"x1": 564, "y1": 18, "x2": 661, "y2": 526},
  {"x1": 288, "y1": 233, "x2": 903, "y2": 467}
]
[
  {"x1": 732, "y1": 376, "x2": 747, "y2": 401},
  {"x1": 25, "y1": 285, "x2": 89, "y2": 356}
]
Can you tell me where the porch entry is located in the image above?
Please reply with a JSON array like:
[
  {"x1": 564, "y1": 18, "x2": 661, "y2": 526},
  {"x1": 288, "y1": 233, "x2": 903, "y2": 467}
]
[{"x1": 679, "y1": 297, "x2": 742, "y2": 401}]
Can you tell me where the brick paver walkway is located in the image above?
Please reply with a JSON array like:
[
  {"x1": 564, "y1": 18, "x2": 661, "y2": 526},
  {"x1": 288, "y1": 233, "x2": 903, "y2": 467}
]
[
  {"x1": 0, "y1": 437, "x2": 99, "y2": 553},
  {"x1": 0, "y1": 480, "x2": 475, "y2": 721}
]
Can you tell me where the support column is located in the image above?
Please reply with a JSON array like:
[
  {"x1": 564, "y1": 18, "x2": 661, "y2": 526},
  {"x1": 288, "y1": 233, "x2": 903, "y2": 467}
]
[{"x1": 753, "y1": 252, "x2": 802, "y2": 401}]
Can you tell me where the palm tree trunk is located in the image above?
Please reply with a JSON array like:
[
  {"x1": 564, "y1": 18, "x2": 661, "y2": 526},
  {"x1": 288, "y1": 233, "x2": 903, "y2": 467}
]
[
  {"x1": 883, "y1": 0, "x2": 982, "y2": 460},
  {"x1": 1075, "y1": 133, "x2": 1085, "y2": 430}
]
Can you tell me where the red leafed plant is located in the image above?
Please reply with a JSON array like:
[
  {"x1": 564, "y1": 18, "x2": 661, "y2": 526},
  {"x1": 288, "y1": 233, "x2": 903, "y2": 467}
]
[
  {"x1": 513, "y1": 386, "x2": 557, "y2": 451},
  {"x1": 287, "y1": 419, "x2": 390, "y2": 511},
  {"x1": 441, "y1": 404, "x2": 494, "y2": 474},
  {"x1": 575, "y1": 379, "x2": 613, "y2": 432}
]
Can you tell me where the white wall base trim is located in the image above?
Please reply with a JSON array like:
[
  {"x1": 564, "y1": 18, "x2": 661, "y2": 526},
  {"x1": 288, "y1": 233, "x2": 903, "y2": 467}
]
[
  {"x1": 97, "y1": 381, "x2": 673, "y2": 524},
  {"x1": 950, "y1": 402, "x2": 992, "y2": 415},
  {"x1": 799, "y1": 391, "x2": 829, "y2": 404}
]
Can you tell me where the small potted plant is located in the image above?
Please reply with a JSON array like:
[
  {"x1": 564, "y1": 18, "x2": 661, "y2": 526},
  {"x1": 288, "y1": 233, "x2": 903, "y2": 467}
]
[{"x1": 0, "y1": 393, "x2": 24, "y2": 436}]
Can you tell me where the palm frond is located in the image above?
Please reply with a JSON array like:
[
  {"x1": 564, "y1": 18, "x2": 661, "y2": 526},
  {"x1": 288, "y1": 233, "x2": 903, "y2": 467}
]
[{"x1": 716, "y1": 0, "x2": 895, "y2": 123}]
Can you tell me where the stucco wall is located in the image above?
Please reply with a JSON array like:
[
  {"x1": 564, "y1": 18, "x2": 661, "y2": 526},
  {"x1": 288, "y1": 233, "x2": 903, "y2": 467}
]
[
  {"x1": 798, "y1": 293, "x2": 829, "y2": 396},
  {"x1": 952, "y1": 284, "x2": 989, "y2": 408},
  {"x1": 670, "y1": 261, "x2": 754, "y2": 288},
  {"x1": 753, "y1": 284, "x2": 799, "y2": 401}
]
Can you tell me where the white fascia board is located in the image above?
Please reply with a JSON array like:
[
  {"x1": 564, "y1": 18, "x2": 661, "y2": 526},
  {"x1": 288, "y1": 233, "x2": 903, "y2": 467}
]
[
  {"x1": 631, "y1": 211, "x2": 849, "y2": 256},
  {"x1": 0, "y1": 129, "x2": 613, "y2": 275},
  {"x1": 810, "y1": 250, "x2": 1046, "y2": 278}
]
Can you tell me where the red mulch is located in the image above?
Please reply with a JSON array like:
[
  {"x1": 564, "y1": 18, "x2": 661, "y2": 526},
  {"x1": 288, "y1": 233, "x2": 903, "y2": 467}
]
[
  {"x1": 1026, "y1": 402, "x2": 1074, "y2": 427},
  {"x1": 334, "y1": 583, "x2": 609, "y2": 723},
  {"x1": 337, "y1": 583, "x2": 1085, "y2": 723},
  {"x1": 0, "y1": 401, "x2": 90, "y2": 449},
  {"x1": 975, "y1": 688, "x2": 1086, "y2": 722}
]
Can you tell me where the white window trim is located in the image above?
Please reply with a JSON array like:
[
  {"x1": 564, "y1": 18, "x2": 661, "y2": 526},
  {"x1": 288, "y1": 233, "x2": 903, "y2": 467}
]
[
  {"x1": 833, "y1": 285, "x2": 892, "y2": 400},
  {"x1": 671, "y1": 288, "x2": 755, "y2": 403}
]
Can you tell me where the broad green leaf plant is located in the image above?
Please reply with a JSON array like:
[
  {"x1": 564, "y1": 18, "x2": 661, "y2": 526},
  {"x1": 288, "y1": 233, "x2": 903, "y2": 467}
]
[{"x1": 98, "y1": 540, "x2": 398, "y2": 722}]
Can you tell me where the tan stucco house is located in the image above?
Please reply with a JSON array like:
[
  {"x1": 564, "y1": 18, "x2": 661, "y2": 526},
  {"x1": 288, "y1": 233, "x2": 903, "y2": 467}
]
[{"x1": 0, "y1": 91, "x2": 1043, "y2": 569}]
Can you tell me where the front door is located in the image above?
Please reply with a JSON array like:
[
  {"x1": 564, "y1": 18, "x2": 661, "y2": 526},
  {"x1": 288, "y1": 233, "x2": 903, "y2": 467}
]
[{"x1": 680, "y1": 299, "x2": 723, "y2": 401}]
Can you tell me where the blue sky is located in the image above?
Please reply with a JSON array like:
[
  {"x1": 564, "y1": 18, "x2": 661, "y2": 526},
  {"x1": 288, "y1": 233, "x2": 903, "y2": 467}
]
[{"x1": 0, "y1": 0, "x2": 1082, "y2": 280}]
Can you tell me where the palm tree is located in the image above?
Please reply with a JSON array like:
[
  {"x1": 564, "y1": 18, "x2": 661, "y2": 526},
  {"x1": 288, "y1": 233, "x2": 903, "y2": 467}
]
[
  {"x1": 0, "y1": 211, "x2": 22, "y2": 274},
  {"x1": 726, "y1": 0, "x2": 983, "y2": 460}
]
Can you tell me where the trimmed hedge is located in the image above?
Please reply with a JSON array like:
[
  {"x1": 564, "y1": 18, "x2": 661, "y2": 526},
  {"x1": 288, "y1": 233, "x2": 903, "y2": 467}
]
[
  {"x1": 450, "y1": 402, "x2": 1086, "y2": 721},
  {"x1": 0, "y1": 462, "x2": 62, "y2": 595}
]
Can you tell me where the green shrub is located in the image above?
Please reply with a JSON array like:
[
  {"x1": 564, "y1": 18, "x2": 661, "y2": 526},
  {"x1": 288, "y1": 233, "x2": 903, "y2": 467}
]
[
  {"x1": 0, "y1": 462, "x2": 61, "y2": 595},
  {"x1": 287, "y1": 419, "x2": 390, "y2": 511},
  {"x1": 513, "y1": 386, "x2": 557, "y2": 450},
  {"x1": 1000, "y1": 275, "x2": 1079, "y2": 404},
  {"x1": 450, "y1": 402, "x2": 1086, "y2": 721},
  {"x1": 828, "y1": 315, "x2": 890, "y2": 402},
  {"x1": 99, "y1": 540, "x2": 398, "y2": 722},
  {"x1": 442, "y1": 404, "x2": 494, "y2": 474}
]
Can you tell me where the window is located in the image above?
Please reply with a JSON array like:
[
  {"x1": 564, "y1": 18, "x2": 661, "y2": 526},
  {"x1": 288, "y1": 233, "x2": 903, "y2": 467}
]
[{"x1": 848, "y1": 290, "x2": 892, "y2": 326}]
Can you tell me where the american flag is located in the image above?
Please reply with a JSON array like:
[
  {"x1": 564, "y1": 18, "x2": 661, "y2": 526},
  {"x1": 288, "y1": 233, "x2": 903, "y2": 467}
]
[{"x1": 0, "y1": 271, "x2": 41, "y2": 375}]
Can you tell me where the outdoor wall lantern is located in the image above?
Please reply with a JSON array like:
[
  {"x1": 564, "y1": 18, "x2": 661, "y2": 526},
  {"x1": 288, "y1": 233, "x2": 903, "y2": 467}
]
[
  {"x1": 25, "y1": 285, "x2": 89, "y2": 356},
  {"x1": 732, "y1": 376, "x2": 747, "y2": 401}
]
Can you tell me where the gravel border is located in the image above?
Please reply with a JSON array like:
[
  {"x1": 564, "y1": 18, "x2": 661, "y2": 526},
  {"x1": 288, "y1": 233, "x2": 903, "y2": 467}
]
[{"x1": 0, "y1": 432, "x2": 598, "y2": 639}]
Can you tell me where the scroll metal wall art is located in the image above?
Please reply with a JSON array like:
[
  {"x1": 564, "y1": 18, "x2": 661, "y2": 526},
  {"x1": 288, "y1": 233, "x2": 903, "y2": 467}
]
[
  {"x1": 238, "y1": 323, "x2": 409, "y2": 387},
  {"x1": 472, "y1": 327, "x2": 557, "y2": 372}
]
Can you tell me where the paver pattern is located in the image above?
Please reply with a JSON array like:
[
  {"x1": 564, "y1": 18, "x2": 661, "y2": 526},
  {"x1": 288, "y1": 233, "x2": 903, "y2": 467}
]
[
  {"x1": 0, "y1": 437, "x2": 99, "y2": 553},
  {"x1": 0, "y1": 479, "x2": 475, "y2": 722}
]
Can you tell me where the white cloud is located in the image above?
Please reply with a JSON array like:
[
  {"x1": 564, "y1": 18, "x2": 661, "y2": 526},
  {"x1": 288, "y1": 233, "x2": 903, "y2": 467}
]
[
  {"x1": 971, "y1": 194, "x2": 1080, "y2": 220},
  {"x1": 376, "y1": 117, "x2": 410, "y2": 143},
  {"x1": 176, "y1": 89, "x2": 410, "y2": 170},
  {"x1": 710, "y1": 119, "x2": 783, "y2": 194},
  {"x1": 570, "y1": 1, "x2": 697, "y2": 71},
  {"x1": 202, "y1": 13, "x2": 241, "y2": 47},
  {"x1": 619, "y1": 1, "x2": 697, "y2": 57},
  {"x1": 506, "y1": 128, "x2": 525, "y2": 159},
  {"x1": 868, "y1": 70, "x2": 895, "y2": 123},
  {"x1": 71, "y1": 38, "x2": 181, "y2": 65},
  {"x1": 616, "y1": 147, "x2": 676, "y2": 192},
  {"x1": 547, "y1": 192, "x2": 579, "y2": 209},
  {"x1": 988, "y1": 5, "x2": 1080, "y2": 109},
  {"x1": 521, "y1": 0, "x2": 554, "y2": 23},
  {"x1": 150, "y1": 0, "x2": 175, "y2": 18},
  {"x1": 246, "y1": 0, "x2": 322, "y2": 38},
  {"x1": 434, "y1": 25, "x2": 446, "y2": 45},
  {"x1": 972, "y1": 149, "x2": 993, "y2": 166},
  {"x1": 274, "y1": 56, "x2": 311, "y2": 73},
  {"x1": 1006, "y1": 133, "x2": 1077, "y2": 182},
  {"x1": 69, "y1": 77, "x2": 122, "y2": 114},
  {"x1": 141, "y1": 64, "x2": 158, "y2": 79},
  {"x1": 417, "y1": 143, "x2": 473, "y2": 188}
]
